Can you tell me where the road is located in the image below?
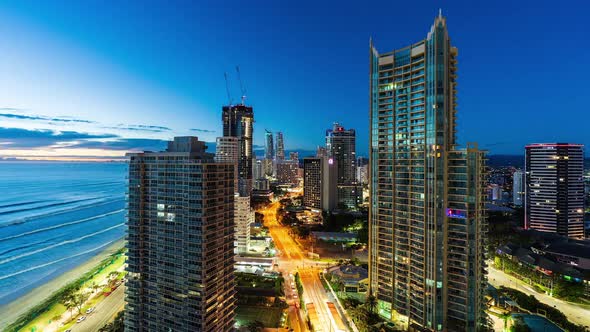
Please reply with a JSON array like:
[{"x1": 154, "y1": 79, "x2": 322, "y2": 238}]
[
  {"x1": 73, "y1": 284, "x2": 125, "y2": 332},
  {"x1": 488, "y1": 266, "x2": 590, "y2": 328},
  {"x1": 259, "y1": 200, "x2": 349, "y2": 332}
]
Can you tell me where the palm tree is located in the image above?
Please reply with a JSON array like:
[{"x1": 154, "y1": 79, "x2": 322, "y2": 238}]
[{"x1": 366, "y1": 291, "x2": 378, "y2": 314}]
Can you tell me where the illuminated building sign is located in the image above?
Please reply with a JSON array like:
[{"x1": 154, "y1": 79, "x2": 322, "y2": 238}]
[{"x1": 446, "y1": 208, "x2": 467, "y2": 219}]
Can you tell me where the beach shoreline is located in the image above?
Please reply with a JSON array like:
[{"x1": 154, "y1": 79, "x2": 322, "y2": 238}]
[{"x1": 0, "y1": 238, "x2": 125, "y2": 328}]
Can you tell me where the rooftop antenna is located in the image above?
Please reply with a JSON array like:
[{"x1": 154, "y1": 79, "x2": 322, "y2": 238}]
[
  {"x1": 236, "y1": 65, "x2": 247, "y2": 105},
  {"x1": 224, "y1": 72, "x2": 233, "y2": 106},
  {"x1": 438, "y1": 8, "x2": 442, "y2": 18}
]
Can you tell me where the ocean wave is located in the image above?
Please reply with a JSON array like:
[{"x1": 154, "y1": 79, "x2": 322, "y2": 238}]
[
  {"x1": 0, "y1": 197, "x2": 125, "y2": 228},
  {"x1": 0, "y1": 223, "x2": 124, "y2": 266},
  {"x1": 0, "y1": 209, "x2": 124, "y2": 243},
  {"x1": 0, "y1": 197, "x2": 101, "y2": 216},
  {"x1": 0, "y1": 200, "x2": 51, "y2": 209},
  {"x1": 0, "y1": 240, "x2": 117, "y2": 281}
]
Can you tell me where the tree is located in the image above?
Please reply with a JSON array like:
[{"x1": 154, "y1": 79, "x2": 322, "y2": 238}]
[
  {"x1": 60, "y1": 285, "x2": 80, "y2": 318},
  {"x1": 73, "y1": 291, "x2": 90, "y2": 314},
  {"x1": 366, "y1": 292, "x2": 377, "y2": 314}
]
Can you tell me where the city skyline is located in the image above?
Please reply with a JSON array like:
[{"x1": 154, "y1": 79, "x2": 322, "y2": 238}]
[{"x1": 1, "y1": 1, "x2": 590, "y2": 160}]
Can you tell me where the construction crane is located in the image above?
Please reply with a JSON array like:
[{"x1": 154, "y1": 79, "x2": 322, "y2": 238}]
[
  {"x1": 236, "y1": 65, "x2": 247, "y2": 105},
  {"x1": 224, "y1": 72, "x2": 233, "y2": 106}
]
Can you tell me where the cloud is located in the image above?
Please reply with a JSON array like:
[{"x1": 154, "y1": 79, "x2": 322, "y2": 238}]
[
  {"x1": 0, "y1": 127, "x2": 118, "y2": 148},
  {"x1": 74, "y1": 138, "x2": 169, "y2": 151},
  {"x1": 0, "y1": 112, "x2": 94, "y2": 123},
  {"x1": 102, "y1": 124, "x2": 172, "y2": 133},
  {"x1": 190, "y1": 128, "x2": 216, "y2": 133}
]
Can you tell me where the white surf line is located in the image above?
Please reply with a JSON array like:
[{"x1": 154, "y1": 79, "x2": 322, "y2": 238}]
[
  {"x1": 0, "y1": 240, "x2": 116, "y2": 281},
  {"x1": 0, "y1": 223, "x2": 124, "y2": 266},
  {"x1": 0, "y1": 197, "x2": 124, "y2": 227},
  {"x1": 0, "y1": 209, "x2": 124, "y2": 242}
]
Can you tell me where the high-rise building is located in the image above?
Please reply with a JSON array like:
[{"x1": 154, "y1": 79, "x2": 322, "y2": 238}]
[
  {"x1": 253, "y1": 157, "x2": 264, "y2": 180},
  {"x1": 316, "y1": 146, "x2": 327, "y2": 158},
  {"x1": 276, "y1": 131, "x2": 285, "y2": 161},
  {"x1": 525, "y1": 143, "x2": 585, "y2": 239},
  {"x1": 215, "y1": 136, "x2": 239, "y2": 189},
  {"x1": 216, "y1": 137, "x2": 253, "y2": 254},
  {"x1": 234, "y1": 194, "x2": 254, "y2": 254},
  {"x1": 356, "y1": 164, "x2": 368, "y2": 185},
  {"x1": 265, "y1": 130, "x2": 274, "y2": 160},
  {"x1": 303, "y1": 157, "x2": 337, "y2": 212},
  {"x1": 125, "y1": 137, "x2": 235, "y2": 331},
  {"x1": 290, "y1": 151, "x2": 299, "y2": 162},
  {"x1": 326, "y1": 123, "x2": 359, "y2": 209},
  {"x1": 276, "y1": 160, "x2": 300, "y2": 185},
  {"x1": 369, "y1": 14, "x2": 487, "y2": 331},
  {"x1": 222, "y1": 104, "x2": 253, "y2": 196},
  {"x1": 512, "y1": 170, "x2": 525, "y2": 206}
]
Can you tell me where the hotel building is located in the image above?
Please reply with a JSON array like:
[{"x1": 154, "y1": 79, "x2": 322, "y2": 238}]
[
  {"x1": 525, "y1": 143, "x2": 585, "y2": 239},
  {"x1": 125, "y1": 137, "x2": 235, "y2": 331}
]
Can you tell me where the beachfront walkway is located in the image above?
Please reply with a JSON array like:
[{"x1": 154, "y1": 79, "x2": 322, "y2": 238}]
[{"x1": 5, "y1": 243, "x2": 125, "y2": 332}]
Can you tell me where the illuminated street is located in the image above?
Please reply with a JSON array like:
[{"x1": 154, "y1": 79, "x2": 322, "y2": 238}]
[
  {"x1": 488, "y1": 265, "x2": 590, "y2": 328},
  {"x1": 259, "y1": 199, "x2": 349, "y2": 331}
]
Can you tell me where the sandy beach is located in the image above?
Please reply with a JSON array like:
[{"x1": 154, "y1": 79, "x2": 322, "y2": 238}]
[{"x1": 0, "y1": 238, "x2": 125, "y2": 329}]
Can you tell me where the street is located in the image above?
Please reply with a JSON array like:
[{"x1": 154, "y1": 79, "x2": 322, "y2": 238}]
[
  {"x1": 259, "y1": 200, "x2": 350, "y2": 331},
  {"x1": 71, "y1": 284, "x2": 125, "y2": 332},
  {"x1": 488, "y1": 265, "x2": 590, "y2": 327}
]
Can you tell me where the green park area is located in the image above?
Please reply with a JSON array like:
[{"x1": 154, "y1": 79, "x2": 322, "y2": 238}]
[
  {"x1": 234, "y1": 272, "x2": 287, "y2": 329},
  {"x1": 235, "y1": 306, "x2": 284, "y2": 328},
  {"x1": 6, "y1": 250, "x2": 126, "y2": 332}
]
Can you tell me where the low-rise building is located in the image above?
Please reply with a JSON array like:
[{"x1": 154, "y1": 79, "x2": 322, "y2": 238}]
[{"x1": 326, "y1": 265, "x2": 368, "y2": 292}]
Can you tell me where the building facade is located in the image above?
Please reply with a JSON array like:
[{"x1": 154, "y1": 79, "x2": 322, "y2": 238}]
[
  {"x1": 525, "y1": 143, "x2": 585, "y2": 239},
  {"x1": 513, "y1": 170, "x2": 525, "y2": 206},
  {"x1": 326, "y1": 123, "x2": 359, "y2": 209},
  {"x1": 265, "y1": 129, "x2": 274, "y2": 160},
  {"x1": 369, "y1": 14, "x2": 487, "y2": 331},
  {"x1": 125, "y1": 137, "x2": 235, "y2": 331},
  {"x1": 234, "y1": 194, "x2": 254, "y2": 254},
  {"x1": 276, "y1": 160, "x2": 300, "y2": 185},
  {"x1": 216, "y1": 136, "x2": 253, "y2": 255},
  {"x1": 276, "y1": 131, "x2": 285, "y2": 161},
  {"x1": 222, "y1": 104, "x2": 254, "y2": 196},
  {"x1": 303, "y1": 157, "x2": 337, "y2": 212}
]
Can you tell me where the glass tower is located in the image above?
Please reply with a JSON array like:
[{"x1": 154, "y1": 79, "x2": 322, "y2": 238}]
[{"x1": 369, "y1": 14, "x2": 487, "y2": 331}]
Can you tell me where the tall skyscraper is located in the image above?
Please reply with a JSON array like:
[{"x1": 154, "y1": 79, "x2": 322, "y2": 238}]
[
  {"x1": 222, "y1": 104, "x2": 253, "y2": 196},
  {"x1": 265, "y1": 129, "x2": 274, "y2": 160},
  {"x1": 303, "y1": 157, "x2": 337, "y2": 212},
  {"x1": 326, "y1": 122, "x2": 359, "y2": 209},
  {"x1": 216, "y1": 137, "x2": 253, "y2": 254},
  {"x1": 276, "y1": 131, "x2": 285, "y2": 161},
  {"x1": 369, "y1": 14, "x2": 487, "y2": 331},
  {"x1": 525, "y1": 143, "x2": 585, "y2": 239},
  {"x1": 512, "y1": 170, "x2": 525, "y2": 206},
  {"x1": 126, "y1": 137, "x2": 235, "y2": 331}
]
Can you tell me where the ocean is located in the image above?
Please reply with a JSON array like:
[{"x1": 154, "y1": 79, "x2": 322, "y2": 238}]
[{"x1": 0, "y1": 162, "x2": 126, "y2": 305}]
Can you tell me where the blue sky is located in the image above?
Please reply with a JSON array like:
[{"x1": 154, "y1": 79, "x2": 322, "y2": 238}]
[{"x1": 0, "y1": 0, "x2": 589, "y2": 159}]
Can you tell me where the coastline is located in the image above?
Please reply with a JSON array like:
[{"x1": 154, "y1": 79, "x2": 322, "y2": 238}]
[{"x1": 0, "y1": 238, "x2": 126, "y2": 328}]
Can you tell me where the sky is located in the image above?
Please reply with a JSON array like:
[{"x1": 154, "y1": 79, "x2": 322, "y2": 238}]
[{"x1": 0, "y1": 0, "x2": 589, "y2": 160}]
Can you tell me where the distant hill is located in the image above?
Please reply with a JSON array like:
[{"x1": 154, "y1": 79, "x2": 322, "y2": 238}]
[{"x1": 487, "y1": 155, "x2": 524, "y2": 168}]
